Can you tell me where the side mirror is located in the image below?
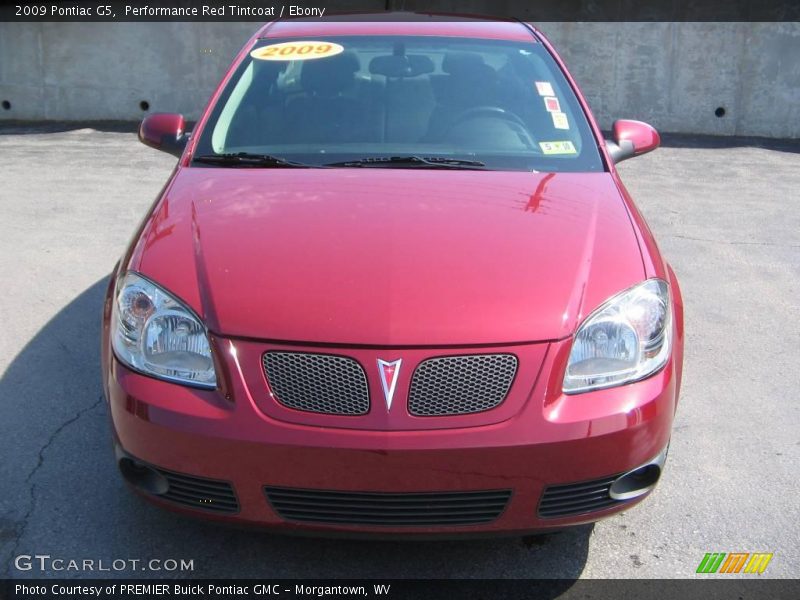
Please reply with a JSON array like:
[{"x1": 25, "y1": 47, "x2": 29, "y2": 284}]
[
  {"x1": 605, "y1": 119, "x2": 660, "y2": 164},
  {"x1": 138, "y1": 113, "x2": 188, "y2": 157}
]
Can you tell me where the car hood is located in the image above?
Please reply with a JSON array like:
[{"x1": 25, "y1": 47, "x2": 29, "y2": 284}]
[{"x1": 129, "y1": 168, "x2": 644, "y2": 345}]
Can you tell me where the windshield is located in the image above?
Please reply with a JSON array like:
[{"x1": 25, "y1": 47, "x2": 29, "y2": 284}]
[{"x1": 193, "y1": 35, "x2": 604, "y2": 172}]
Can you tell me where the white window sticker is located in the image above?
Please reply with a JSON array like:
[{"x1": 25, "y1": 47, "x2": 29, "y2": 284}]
[
  {"x1": 250, "y1": 41, "x2": 344, "y2": 61},
  {"x1": 551, "y1": 111, "x2": 569, "y2": 130},
  {"x1": 535, "y1": 81, "x2": 554, "y2": 96},
  {"x1": 539, "y1": 141, "x2": 577, "y2": 155}
]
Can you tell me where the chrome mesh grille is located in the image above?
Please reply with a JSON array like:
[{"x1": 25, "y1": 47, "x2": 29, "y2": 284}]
[
  {"x1": 262, "y1": 351, "x2": 369, "y2": 415},
  {"x1": 408, "y1": 354, "x2": 518, "y2": 416}
]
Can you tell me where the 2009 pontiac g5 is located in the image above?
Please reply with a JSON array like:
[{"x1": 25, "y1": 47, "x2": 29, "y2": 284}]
[{"x1": 103, "y1": 15, "x2": 683, "y2": 535}]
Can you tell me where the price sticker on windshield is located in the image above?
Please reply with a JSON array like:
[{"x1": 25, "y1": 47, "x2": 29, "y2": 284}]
[
  {"x1": 540, "y1": 141, "x2": 577, "y2": 155},
  {"x1": 250, "y1": 41, "x2": 344, "y2": 61}
]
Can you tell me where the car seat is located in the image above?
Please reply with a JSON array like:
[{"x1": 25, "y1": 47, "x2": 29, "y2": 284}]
[
  {"x1": 425, "y1": 52, "x2": 499, "y2": 141},
  {"x1": 284, "y1": 52, "x2": 379, "y2": 144}
]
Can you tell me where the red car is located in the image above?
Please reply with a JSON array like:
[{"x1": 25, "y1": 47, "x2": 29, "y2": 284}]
[{"x1": 103, "y1": 15, "x2": 683, "y2": 536}]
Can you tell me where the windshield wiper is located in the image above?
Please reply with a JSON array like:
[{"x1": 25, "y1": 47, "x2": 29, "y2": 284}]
[
  {"x1": 193, "y1": 152, "x2": 315, "y2": 168},
  {"x1": 323, "y1": 156, "x2": 487, "y2": 169}
]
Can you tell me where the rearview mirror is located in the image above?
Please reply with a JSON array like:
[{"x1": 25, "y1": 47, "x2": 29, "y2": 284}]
[
  {"x1": 605, "y1": 119, "x2": 660, "y2": 164},
  {"x1": 138, "y1": 113, "x2": 188, "y2": 157}
]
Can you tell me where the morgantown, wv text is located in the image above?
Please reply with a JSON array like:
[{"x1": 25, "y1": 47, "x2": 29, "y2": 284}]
[{"x1": 15, "y1": 583, "x2": 392, "y2": 596}]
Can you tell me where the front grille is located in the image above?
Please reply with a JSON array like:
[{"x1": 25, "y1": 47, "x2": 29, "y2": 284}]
[
  {"x1": 263, "y1": 351, "x2": 370, "y2": 415},
  {"x1": 408, "y1": 354, "x2": 518, "y2": 416},
  {"x1": 156, "y1": 469, "x2": 239, "y2": 514},
  {"x1": 538, "y1": 475, "x2": 624, "y2": 518},
  {"x1": 264, "y1": 487, "x2": 512, "y2": 526}
]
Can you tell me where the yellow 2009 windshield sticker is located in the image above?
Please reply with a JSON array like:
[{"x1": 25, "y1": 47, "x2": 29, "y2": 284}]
[
  {"x1": 250, "y1": 41, "x2": 344, "y2": 61},
  {"x1": 540, "y1": 141, "x2": 577, "y2": 155}
]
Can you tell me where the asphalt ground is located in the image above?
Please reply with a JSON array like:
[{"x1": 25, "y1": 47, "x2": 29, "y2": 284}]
[{"x1": 0, "y1": 124, "x2": 798, "y2": 580}]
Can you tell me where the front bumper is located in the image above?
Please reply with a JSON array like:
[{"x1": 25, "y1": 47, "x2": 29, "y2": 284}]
[{"x1": 103, "y1": 326, "x2": 679, "y2": 536}]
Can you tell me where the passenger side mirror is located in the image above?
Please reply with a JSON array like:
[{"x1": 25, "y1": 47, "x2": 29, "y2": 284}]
[
  {"x1": 605, "y1": 119, "x2": 660, "y2": 164},
  {"x1": 138, "y1": 113, "x2": 188, "y2": 157}
]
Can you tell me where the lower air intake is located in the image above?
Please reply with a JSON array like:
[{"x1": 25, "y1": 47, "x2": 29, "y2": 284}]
[
  {"x1": 156, "y1": 468, "x2": 239, "y2": 514},
  {"x1": 538, "y1": 475, "x2": 625, "y2": 518},
  {"x1": 264, "y1": 487, "x2": 512, "y2": 526}
]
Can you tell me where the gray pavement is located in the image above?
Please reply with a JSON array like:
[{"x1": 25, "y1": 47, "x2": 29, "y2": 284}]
[{"x1": 0, "y1": 125, "x2": 798, "y2": 580}]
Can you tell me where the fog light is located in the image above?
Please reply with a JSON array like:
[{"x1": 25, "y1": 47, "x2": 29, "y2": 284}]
[{"x1": 609, "y1": 443, "x2": 669, "y2": 500}]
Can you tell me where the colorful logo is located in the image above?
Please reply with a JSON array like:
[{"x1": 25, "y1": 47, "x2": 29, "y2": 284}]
[{"x1": 696, "y1": 552, "x2": 773, "y2": 574}]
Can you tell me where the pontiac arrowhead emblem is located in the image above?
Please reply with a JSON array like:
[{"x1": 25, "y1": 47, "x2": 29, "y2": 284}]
[{"x1": 377, "y1": 359, "x2": 402, "y2": 411}]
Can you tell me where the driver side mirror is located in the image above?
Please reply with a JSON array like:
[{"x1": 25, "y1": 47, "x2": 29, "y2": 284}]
[
  {"x1": 605, "y1": 119, "x2": 660, "y2": 164},
  {"x1": 138, "y1": 113, "x2": 188, "y2": 157}
]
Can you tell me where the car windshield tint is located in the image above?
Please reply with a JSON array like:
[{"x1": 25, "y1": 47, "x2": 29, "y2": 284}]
[{"x1": 193, "y1": 35, "x2": 604, "y2": 172}]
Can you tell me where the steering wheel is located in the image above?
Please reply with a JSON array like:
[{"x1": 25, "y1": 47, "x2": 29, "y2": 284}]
[
  {"x1": 443, "y1": 106, "x2": 535, "y2": 148},
  {"x1": 446, "y1": 106, "x2": 527, "y2": 131}
]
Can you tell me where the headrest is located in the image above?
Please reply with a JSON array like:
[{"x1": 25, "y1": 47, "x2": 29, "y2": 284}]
[
  {"x1": 442, "y1": 52, "x2": 487, "y2": 76},
  {"x1": 251, "y1": 59, "x2": 285, "y2": 82},
  {"x1": 301, "y1": 51, "x2": 360, "y2": 95},
  {"x1": 369, "y1": 54, "x2": 435, "y2": 78}
]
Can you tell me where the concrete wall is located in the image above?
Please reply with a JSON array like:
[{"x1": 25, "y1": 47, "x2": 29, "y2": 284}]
[{"x1": 1, "y1": 21, "x2": 798, "y2": 137}]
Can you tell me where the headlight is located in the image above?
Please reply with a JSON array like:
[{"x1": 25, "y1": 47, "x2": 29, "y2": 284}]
[
  {"x1": 563, "y1": 279, "x2": 671, "y2": 394},
  {"x1": 111, "y1": 272, "x2": 216, "y2": 388}
]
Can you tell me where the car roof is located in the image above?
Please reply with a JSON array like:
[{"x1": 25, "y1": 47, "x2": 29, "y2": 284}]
[{"x1": 257, "y1": 13, "x2": 538, "y2": 42}]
